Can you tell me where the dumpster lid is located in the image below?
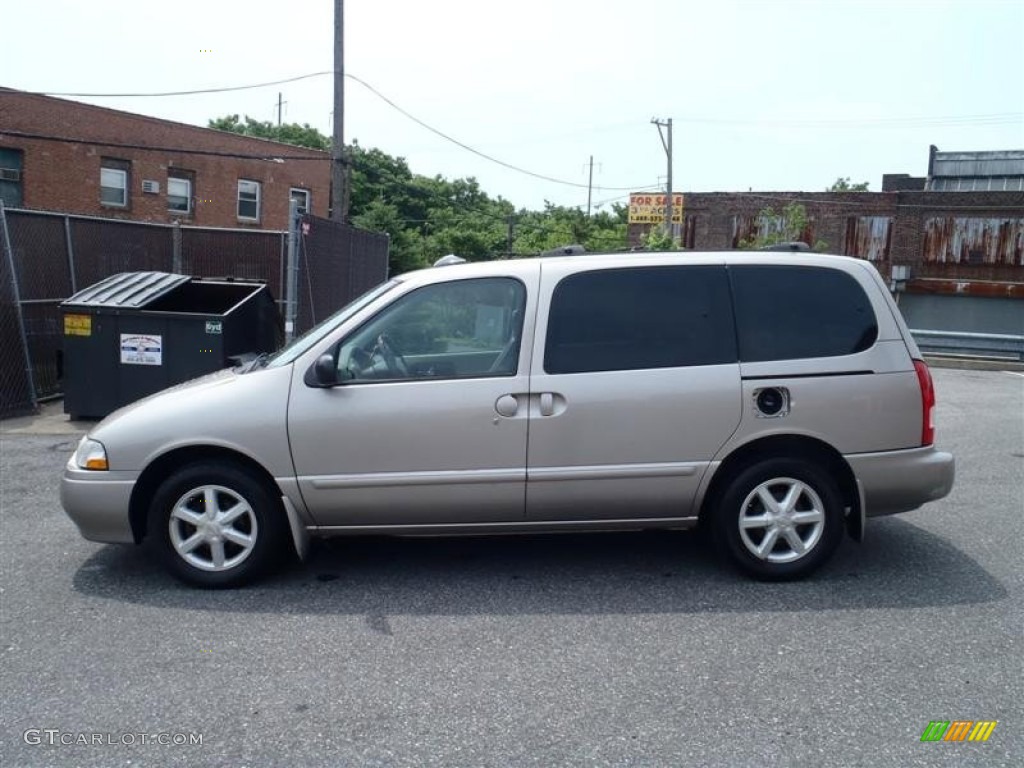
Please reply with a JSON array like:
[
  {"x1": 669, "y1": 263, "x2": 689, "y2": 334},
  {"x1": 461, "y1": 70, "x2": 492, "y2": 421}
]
[{"x1": 62, "y1": 272, "x2": 191, "y2": 308}]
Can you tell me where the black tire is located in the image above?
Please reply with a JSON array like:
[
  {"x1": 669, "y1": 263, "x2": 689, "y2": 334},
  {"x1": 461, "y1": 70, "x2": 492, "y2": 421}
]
[
  {"x1": 148, "y1": 461, "x2": 287, "y2": 588},
  {"x1": 713, "y1": 458, "x2": 844, "y2": 581}
]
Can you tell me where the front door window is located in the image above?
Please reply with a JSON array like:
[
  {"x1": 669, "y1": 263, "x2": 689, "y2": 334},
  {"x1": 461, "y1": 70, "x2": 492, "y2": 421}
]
[{"x1": 337, "y1": 277, "x2": 526, "y2": 382}]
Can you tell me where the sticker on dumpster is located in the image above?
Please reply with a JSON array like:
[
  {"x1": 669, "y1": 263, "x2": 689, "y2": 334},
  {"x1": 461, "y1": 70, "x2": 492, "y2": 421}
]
[
  {"x1": 64, "y1": 314, "x2": 92, "y2": 337},
  {"x1": 205, "y1": 320, "x2": 222, "y2": 334},
  {"x1": 120, "y1": 334, "x2": 162, "y2": 366}
]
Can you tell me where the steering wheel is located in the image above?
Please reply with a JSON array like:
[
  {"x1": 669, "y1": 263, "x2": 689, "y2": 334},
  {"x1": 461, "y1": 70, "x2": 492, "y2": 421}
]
[{"x1": 374, "y1": 333, "x2": 409, "y2": 378}]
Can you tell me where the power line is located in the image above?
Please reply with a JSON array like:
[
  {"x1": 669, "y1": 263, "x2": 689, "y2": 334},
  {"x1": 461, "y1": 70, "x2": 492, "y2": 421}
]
[
  {"x1": 344, "y1": 74, "x2": 653, "y2": 191},
  {"x1": 674, "y1": 112, "x2": 1023, "y2": 127},
  {"x1": 20, "y1": 71, "x2": 335, "y2": 98},
  {"x1": 21, "y1": 76, "x2": 1021, "y2": 128},
  {"x1": 11, "y1": 75, "x2": 658, "y2": 192},
  {"x1": 13, "y1": 73, "x2": 1022, "y2": 201}
]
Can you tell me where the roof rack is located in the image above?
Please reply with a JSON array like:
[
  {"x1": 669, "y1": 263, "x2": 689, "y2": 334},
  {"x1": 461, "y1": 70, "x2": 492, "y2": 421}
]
[
  {"x1": 540, "y1": 244, "x2": 587, "y2": 257},
  {"x1": 759, "y1": 242, "x2": 810, "y2": 252},
  {"x1": 433, "y1": 254, "x2": 467, "y2": 267}
]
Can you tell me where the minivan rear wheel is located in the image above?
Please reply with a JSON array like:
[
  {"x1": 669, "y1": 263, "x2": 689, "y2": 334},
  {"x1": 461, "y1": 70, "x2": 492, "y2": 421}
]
[
  {"x1": 713, "y1": 458, "x2": 844, "y2": 580},
  {"x1": 148, "y1": 461, "x2": 286, "y2": 588}
]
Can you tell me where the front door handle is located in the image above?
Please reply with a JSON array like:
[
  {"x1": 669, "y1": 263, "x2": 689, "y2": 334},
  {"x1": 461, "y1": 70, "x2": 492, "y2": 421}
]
[{"x1": 495, "y1": 394, "x2": 520, "y2": 418}]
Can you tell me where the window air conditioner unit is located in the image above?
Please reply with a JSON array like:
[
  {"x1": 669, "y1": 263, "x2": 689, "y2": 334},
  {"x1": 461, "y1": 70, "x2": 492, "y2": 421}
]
[
  {"x1": 141, "y1": 180, "x2": 160, "y2": 194},
  {"x1": 0, "y1": 168, "x2": 21, "y2": 182}
]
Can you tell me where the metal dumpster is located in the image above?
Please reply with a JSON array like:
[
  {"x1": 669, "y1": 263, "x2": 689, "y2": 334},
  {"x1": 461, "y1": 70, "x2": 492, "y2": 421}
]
[{"x1": 61, "y1": 272, "x2": 282, "y2": 419}]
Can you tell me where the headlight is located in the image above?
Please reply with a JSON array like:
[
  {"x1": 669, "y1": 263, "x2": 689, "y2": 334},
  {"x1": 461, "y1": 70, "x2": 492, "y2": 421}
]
[{"x1": 72, "y1": 437, "x2": 109, "y2": 471}]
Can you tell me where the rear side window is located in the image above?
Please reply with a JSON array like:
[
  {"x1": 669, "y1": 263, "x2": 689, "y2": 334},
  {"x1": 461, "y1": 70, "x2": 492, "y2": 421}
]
[
  {"x1": 544, "y1": 266, "x2": 737, "y2": 374},
  {"x1": 730, "y1": 265, "x2": 878, "y2": 362}
]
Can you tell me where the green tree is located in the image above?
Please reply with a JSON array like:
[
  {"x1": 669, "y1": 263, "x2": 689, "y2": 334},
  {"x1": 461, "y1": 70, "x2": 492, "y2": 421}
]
[
  {"x1": 512, "y1": 202, "x2": 628, "y2": 255},
  {"x1": 349, "y1": 199, "x2": 425, "y2": 274},
  {"x1": 209, "y1": 114, "x2": 634, "y2": 273},
  {"x1": 827, "y1": 177, "x2": 870, "y2": 192},
  {"x1": 207, "y1": 114, "x2": 330, "y2": 150},
  {"x1": 348, "y1": 144, "x2": 515, "y2": 272},
  {"x1": 638, "y1": 227, "x2": 679, "y2": 251}
]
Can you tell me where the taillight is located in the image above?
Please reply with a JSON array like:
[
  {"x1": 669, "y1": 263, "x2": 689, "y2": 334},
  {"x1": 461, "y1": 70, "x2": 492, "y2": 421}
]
[{"x1": 913, "y1": 359, "x2": 935, "y2": 446}]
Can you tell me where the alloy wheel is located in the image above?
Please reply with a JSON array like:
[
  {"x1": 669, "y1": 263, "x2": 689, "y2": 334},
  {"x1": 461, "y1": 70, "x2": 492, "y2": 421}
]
[
  {"x1": 737, "y1": 477, "x2": 825, "y2": 564},
  {"x1": 168, "y1": 485, "x2": 259, "y2": 572}
]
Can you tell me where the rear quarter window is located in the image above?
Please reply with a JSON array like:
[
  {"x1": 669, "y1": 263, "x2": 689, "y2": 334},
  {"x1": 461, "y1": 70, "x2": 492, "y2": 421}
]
[{"x1": 730, "y1": 265, "x2": 878, "y2": 362}]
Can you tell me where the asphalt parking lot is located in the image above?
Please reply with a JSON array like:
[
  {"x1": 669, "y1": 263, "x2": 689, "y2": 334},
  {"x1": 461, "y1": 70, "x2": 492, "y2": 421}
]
[{"x1": 1, "y1": 367, "x2": 1021, "y2": 767}]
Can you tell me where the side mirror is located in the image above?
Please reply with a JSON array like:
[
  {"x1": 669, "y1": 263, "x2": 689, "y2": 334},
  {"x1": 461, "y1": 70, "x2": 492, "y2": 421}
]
[{"x1": 306, "y1": 353, "x2": 339, "y2": 388}]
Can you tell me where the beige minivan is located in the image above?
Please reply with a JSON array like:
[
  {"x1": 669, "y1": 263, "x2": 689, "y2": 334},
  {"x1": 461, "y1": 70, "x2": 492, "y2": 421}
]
[{"x1": 62, "y1": 252, "x2": 954, "y2": 587}]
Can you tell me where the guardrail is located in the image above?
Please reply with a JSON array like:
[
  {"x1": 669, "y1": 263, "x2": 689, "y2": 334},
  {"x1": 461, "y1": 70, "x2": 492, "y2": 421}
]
[{"x1": 910, "y1": 329, "x2": 1024, "y2": 361}]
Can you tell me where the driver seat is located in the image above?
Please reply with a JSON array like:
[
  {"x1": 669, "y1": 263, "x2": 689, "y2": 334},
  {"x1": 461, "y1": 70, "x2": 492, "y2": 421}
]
[{"x1": 488, "y1": 309, "x2": 523, "y2": 374}]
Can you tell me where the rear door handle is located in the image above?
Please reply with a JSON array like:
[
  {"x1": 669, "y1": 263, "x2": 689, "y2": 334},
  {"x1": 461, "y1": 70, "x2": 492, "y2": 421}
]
[{"x1": 539, "y1": 392, "x2": 554, "y2": 416}]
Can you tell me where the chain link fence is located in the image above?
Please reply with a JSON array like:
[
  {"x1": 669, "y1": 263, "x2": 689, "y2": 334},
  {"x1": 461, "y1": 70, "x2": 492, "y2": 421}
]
[
  {"x1": 0, "y1": 206, "x2": 388, "y2": 418},
  {"x1": 295, "y1": 215, "x2": 390, "y2": 332},
  {"x1": 181, "y1": 226, "x2": 287, "y2": 304},
  {"x1": 0, "y1": 203, "x2": 36, "y2": 417}
]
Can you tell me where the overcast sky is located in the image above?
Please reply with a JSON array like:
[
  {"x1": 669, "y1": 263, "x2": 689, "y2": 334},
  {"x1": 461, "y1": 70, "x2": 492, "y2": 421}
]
[{"x1": 4, "y1": 0, "x2": 1023, "y2": 211}]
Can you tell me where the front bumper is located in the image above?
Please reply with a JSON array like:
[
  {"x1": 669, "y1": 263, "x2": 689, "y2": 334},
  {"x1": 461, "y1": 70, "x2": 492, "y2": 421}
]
[
  {"x1": 61, "y1": 466, "x2": 138, "y2": 543},
  {"x1": 846, "y1": 445, "x2": 955, "y2": 518}
]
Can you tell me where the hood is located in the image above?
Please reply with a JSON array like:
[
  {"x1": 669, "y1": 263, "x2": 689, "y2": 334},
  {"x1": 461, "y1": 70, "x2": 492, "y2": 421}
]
[{"x1": 94, "y1": 367, "x2": 240, "y2": 428}]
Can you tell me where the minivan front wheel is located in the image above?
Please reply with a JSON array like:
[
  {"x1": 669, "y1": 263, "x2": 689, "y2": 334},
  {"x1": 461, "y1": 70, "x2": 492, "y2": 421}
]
[
  {"x1": 149, "y1": 462, "x2": 286, "y2": 588},
  {"x1": 714, "y1": 459, "x2": 844, "y2": 580}
]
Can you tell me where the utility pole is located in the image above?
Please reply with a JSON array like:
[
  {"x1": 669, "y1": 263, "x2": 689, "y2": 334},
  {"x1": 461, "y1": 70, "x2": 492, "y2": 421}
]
[
  {"x1": 651, "y1": 118, "x2": 673, "y2": 236},
  {"x1": 506, "y1": 213, "x2": 515, "y2": 257},
  {"x1": 285, "y1": 198, "x2": 300, "y2": 343},
  {"x1": 586, "y1": 155, "x2": 594, "y2": 218},
  {"x1": 330, "y1": 0, "x2": 348, "y2": 222},
  {"x1": 277, "y1": 93, "x2": 284, "y2": 127}
]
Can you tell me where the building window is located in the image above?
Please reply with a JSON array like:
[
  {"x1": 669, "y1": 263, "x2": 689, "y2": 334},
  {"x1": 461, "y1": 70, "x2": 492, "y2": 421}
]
[
  {"x1": 290, "y1": 187, "x2": 311, "y2": 215},
  {"x1": 168, "y1": 174, "x2": 193, "y2": 214},
  {"x1": 237, "y1": 179, "x2": 260, "y2": 221},
  {"x1": 100, "y1": 159, "x2": 130, "y2": 207},
  {"x1": 0, "y1": 148, "x2": 23, "y2": 208},
  {"x1": 931, "y1": 176, "x2": 1024, "y2": 192}
]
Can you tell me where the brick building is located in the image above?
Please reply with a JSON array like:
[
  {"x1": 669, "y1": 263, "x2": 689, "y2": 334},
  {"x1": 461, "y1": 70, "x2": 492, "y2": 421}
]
[
  {"x1": 627, "y1": 150, "x2": 1024, "y2": 336},
  {"x1": 657, "y1": 189, "x2": 1024, "y2": 282},
  {"x1": 628, "y1": 148, "x2": 1024, "y2": 284},
  {"x1": 0, "y1": 89, "x2": 330, "y2": 230}
]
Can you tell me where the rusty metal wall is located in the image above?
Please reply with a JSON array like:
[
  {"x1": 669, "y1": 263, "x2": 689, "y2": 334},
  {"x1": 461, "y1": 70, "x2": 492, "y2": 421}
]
[
  {"x1": 730, "y1": 214, "x2": 813, "y2": 249},
  {"x1": 635, "y1": 191, "x2": 1024, "y2": 272},
  {"x1": 842, "y1": 216, "x2": 892, "y2": 261},
  {"x1": 681, "y1": 215, "x2": 697, "y2": 249},
  {"x1": 730, "y1": 215, "x2": 759, "y2": 248},
  {"x1": 921, "y1": 217, "x2": 1024, "y2": 265}
]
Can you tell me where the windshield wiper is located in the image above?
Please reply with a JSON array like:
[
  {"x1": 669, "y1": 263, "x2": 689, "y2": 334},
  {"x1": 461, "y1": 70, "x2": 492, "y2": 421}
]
[{"x1": 230, "y1": 352, "x2": 271, "y2": 372}]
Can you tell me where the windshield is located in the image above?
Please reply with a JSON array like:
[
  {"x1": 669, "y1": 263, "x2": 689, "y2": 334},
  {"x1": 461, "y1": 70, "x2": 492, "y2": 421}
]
[{"x1": 264, "y1": 279, "x2": 400, "y2": 368}]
